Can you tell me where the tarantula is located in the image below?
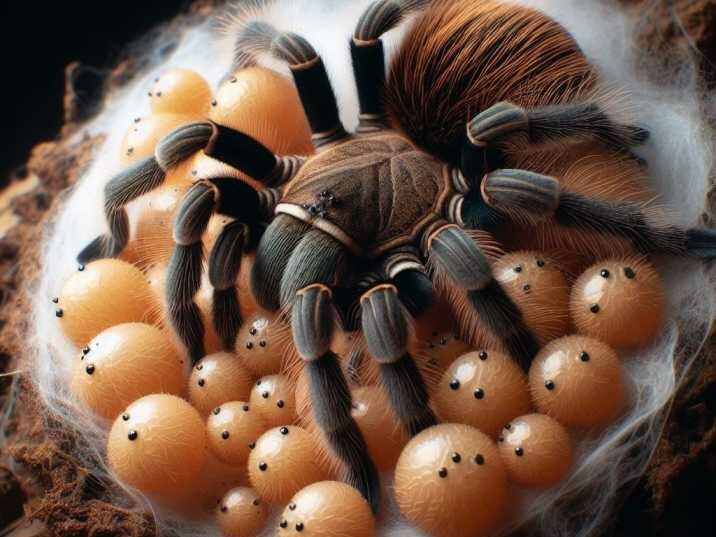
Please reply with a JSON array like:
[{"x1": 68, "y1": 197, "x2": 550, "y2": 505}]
[{"x1": 76, "y1": 0, "x2": 716, "y2": 511}]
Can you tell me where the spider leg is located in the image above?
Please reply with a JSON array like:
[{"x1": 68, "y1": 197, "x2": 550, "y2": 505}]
[
  {"x1": 77, "y1": 157, "x2": 165, "y2": 264},
  {"x1": 480, "y1": 168, "x2": 716, "y2": 258},
  {"x1": 360, "y1": 283, "x2": 437, "y2": 436},
  {"x1": 427, "y1": 223, "x2": 539, "y2": 368},
  {"x1": 292, "y1": 283, "x2": 381, "y2": 512},
  {"x1": 234, "y1": 21, "x2": 348, "y2": 149},
  {"x1": 463, "y1": 101, "x2": 649, "y2": 173},
  {"x1": 156, "y1": 120, "x2": 306, "y2": 186},
  {"x1": 351, "y1": 0, "x2": 427, "y2": 131},
  {"x1": 208, "y1": 220, "x2": 249, "y2": 350},
  {"x1": 279, "y1": 230, "x2": 347, "y2": 308},
  {"x1": 167, "y1": 178, "x2": 261, "y2": 363}
]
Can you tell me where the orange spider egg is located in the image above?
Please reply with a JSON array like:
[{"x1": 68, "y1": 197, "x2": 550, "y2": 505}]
[
  {"x1": 529, "y1": 335, "x2": 626, "y2": 429},
  {"x1": 249, "y1": 375, "x2": 297, "y2": 428},
  {"x1": 394, "y1": 423, "x2": 508, "y2": 537},
  {"x1": 149, "y1": 68, "x2": 212, "y2": 116},
  {"x1": 55, "y1": 259, "x2": 156, "y2": 347},
  {"x1": 423, "y1": 331, "x2": 472, "y2": 370},
  {"x1": 433, "y1": 350, "x2": 531, "y2": 438},
  {"x1": 216, "y1": 487, "x2": 268, "y2": 537},
  {"x1": 188, "y1": 352, "x2": 253, "y2": 416},
  {"x1": 207, "y1": 401, "x2": 267, "y2": 466},
  {"x1": 125, "y1": 183, "x2": 189, "y2": 267},
  {"x1": 210, "y1": 67, "x2": 313, "y2": 156},
  {"x1": 494, "y1": 251, "x2": 570, "y2": 344},
  {"x1": 570, "y1": 258, "x2": 665, "y2": 349},
  {"x1": 248, "y1": 425, "x2": 328, "y2": 504},
  {"x1": 351, "y1": 386, "x2": 407, "y2": 471},
  {"x1": 498, "y1": 413, "x2": 573, "y2": 488},
  {"x1": 278, "y1": 481, "x2": 376, "y2": 537},
  {"x1": 120, "y1": 113, "x2": 197, "y2": 164},
  {"x1": 71, "y1": 323, "x2": 186, "y2": 419},
  {"x1": 107, "y1": 394, "x2": 205, "y2": 497},
  {"x1": 236, "y1": 313, "x2": 288, "y2": 377}
]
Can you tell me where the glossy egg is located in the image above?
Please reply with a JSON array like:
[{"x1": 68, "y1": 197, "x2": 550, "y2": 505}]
[
  {"x1": 236, "y1": 313, "x2": 288, "y2": 377},
  {"x1": 56, "y1": 259, "x2": 156, "y2": 347},
  {"x1": 188, "y1": 352, "x2": 253, "y2": 416},
  {"x1": 529, "y1": 335, "x2": 626, "y2": 429},
  {"x1": 248, "y1": 425, "x2": 328, "y2": 504},
  {"x1": 106, "y1": 394, "x2": 205, "y2": 496},
  {"x1": 149, "y1": 68, "x2": 212, "y2": 116},
  {"x1": 498, "y1": 413, "x2": 573, "y2": 487},
  {"x1": 210, "y1": 67, "x2": 313, "y2": 156},
  {"x1": 216, "y1": 487, "x2": 267, "y2": 537},
  {"x1": 434, "y1": 350, "x2": 531, "y2": 438},
  {"x1": 570, "y1": 258, "x2": 665, "y2": 349},
  {"x1": 394, "y1": 423, "x2": 508, "y2": 537},
  {"x1": 249, "y1": 375, "x2": 296, "y2": 428},
  {"x1": 71, "y1": 323, "x2": 186, "y2": 419},
  {"x1": 207, "y1": 401, "x2": 267, "y2": 466},
  {"x1": 278, "y1": 481, "x2": 375, "y2": 537},
  {"x1": 494, "y1": 251, "x2": 570, "y2": 344}
]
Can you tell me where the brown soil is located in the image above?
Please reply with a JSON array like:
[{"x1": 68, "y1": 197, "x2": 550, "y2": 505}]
[{"x1": 1, "y1": 1, "x2": 714, "y2": 536}]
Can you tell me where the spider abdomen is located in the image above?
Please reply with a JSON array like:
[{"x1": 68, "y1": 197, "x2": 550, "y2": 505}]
[{"x1": 276, "y1": 132, "x2": 451, "y2": 256}]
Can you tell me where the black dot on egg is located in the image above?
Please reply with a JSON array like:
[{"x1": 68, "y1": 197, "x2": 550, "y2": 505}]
[
  {"x1": 253, "y1": 498, "x2": 260, "y2": 506},
  {"x1": 600, "y1": 269, "x2": 610, "y2": 278},
  {"x1": 438, "y1": 467, "x2": 448, "y2": 478},
  {"x1": 475, "y1": 454, "x2": 485, "y2": 465},
  {"x1": 624, "y1": 267, "x2": 636, "y2": 279},
  {"x1": 449, "y1": 379, "x2": 460, "y2": 390},
  {"x1": 198, "y1": 378, "x2": 205, "y2": 387},
  {"x1": 122, "y1": 413, "x2": 130, "y2": 421},
  {"x1": 262, "y1": 391, "x2": 269, "y2": 399},
  {"x1": 196, "y1": 363, "x2": 203, "y2": 371},
  {"x1": 478, "y1": 351, "x2": 488, "y2": 361},
  {"x1": 213, "y1": 407, "x2": 221, "y2": 415},
  {"x1": 523, "y1": 284, "x2": 531, "y2": 293},
  {"x1": 128, "y1": 430, "x2": 138, "y2": 441},
  {"x1": 221, "y1": 505, "x2": 228, "y2": 513},
  {"x1": 277, "y1": 399, "x2": 285, "y2": 408},
  {"x1": 77, "y1": 264, "x2": 85, "y2": 272},
  {"x1": 590, "y1": 303, "x2": 600, "y2": 313},
  {"x1": 289, "y1": 503, "x2": 296, "y2": 510},
  {"x1": 259, "y1": 462, "x2": 268, "y2": 471},
  {"x1": 514, "y1": 265, "x2": 522, "y2": 273},
  {"x1": 82, "y1": 346, "x2": 90, "y2": 355},
  {"x1": 248, "y1": 442, "x2": 256, "y2": 449},
  {"x1": 280, "y1": 520, "x2": 288, "y2": 528},
  {"x1": 280, "y1": 426, "x2": 289, "y2": 435},
  {"x1": 451, "y1": 452, "x2": 461, "y2": 463},
  {"x1": 580, "y1": 351, "x2": 590, "y2": 362},
  {"x1": 256, "y1": 380, "x2": 262, "y2": 386},
  {"x1": 221, "y1": 430, "x2": 230, "y2": 440},
  {"x1": 52, "y1": 297, "x2": 59, "y2": 303},
  {"x1": 296, "y1": 522, "x2": 304, "y2": 532},
  {"x1": 260, "y1": 340, "x2": 267, "y2": 347},
  {"x1": 249, "y1": 327, "x2": 257, "y2": 335},
  {"x1": 473, "y1": 388, "x2": 485, "y2": 399},
  {"x1": 536, "y1": 259, "x2": 545, "y2": 267},
  {"x1": 246, "y1": 342, "x2": 254, "y2": 349},
  {"x1": 55, "y1": 309, "x2": 64, "y2": 318},
  {"x1": 85, "y1": 364, "x2": 95, "y2": 375},
  {"x1": 515, "y1": 447, "x2": 524, "y2": 457},
  {"x1": 243, "y1": 404, "x2": 249, "y2": 411},
  {"x1": 545, "y1": 380, "x2": 555, "y2": 390}
]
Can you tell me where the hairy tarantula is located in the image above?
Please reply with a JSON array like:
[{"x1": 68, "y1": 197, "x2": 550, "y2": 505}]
[{"x1": 75, "y1": 0, "x2": 716, "y2": 511}]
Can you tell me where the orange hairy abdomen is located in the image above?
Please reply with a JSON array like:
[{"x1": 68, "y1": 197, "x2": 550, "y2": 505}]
[{"x1": 385, "y1": 0, "x2": 594, "y2": 162}]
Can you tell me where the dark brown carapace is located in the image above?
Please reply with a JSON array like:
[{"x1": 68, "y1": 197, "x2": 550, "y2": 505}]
[{"x1": 74, "y1": 0, "x2": 716, "y2": 512}]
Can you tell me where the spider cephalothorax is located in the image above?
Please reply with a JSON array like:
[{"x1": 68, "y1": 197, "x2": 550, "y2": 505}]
[{"x1": 75, "y1": 0, "x2": 716, "y2": 512}]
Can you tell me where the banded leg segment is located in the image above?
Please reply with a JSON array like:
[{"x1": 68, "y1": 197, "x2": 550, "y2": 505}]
[
  {"x1": 208, "y1": 221, "x2": 248, "y2": 350},
  {"x1": 428, "y1": 224, "x2": 538, "y2": 368},
  {"x1": 77, "y1": 157, "x2": 165, "y2": 264},
  {"x1": 361, "y1": 284, "x2": 437, "y2": 436},
  {"x1": 156, "y1": 120, "x2": 305, "y2": 185},
  {"x1": 167, "y1": 179, "x2": 260, "y2": 362},
  {"x1": 351, "y1": 0, "x2": 430, "y2": 131},
  {"x1": 291, "y1": 284, "x2": 381, "y2": 512},
  {"x1": 480, "y1": 169, "x2": 716, "y2": 258}
]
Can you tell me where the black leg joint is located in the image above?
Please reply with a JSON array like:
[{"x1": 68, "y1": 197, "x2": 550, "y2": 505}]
[
  {"x1": 290, "y1": 58, "x2": 344, "y2": 137},
  {"x1": 350, "y1": 39, "x2": 386, "y2": 119},
  {"x1": 206, "y1": 124, "x2": 277, "y2": 181}
]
